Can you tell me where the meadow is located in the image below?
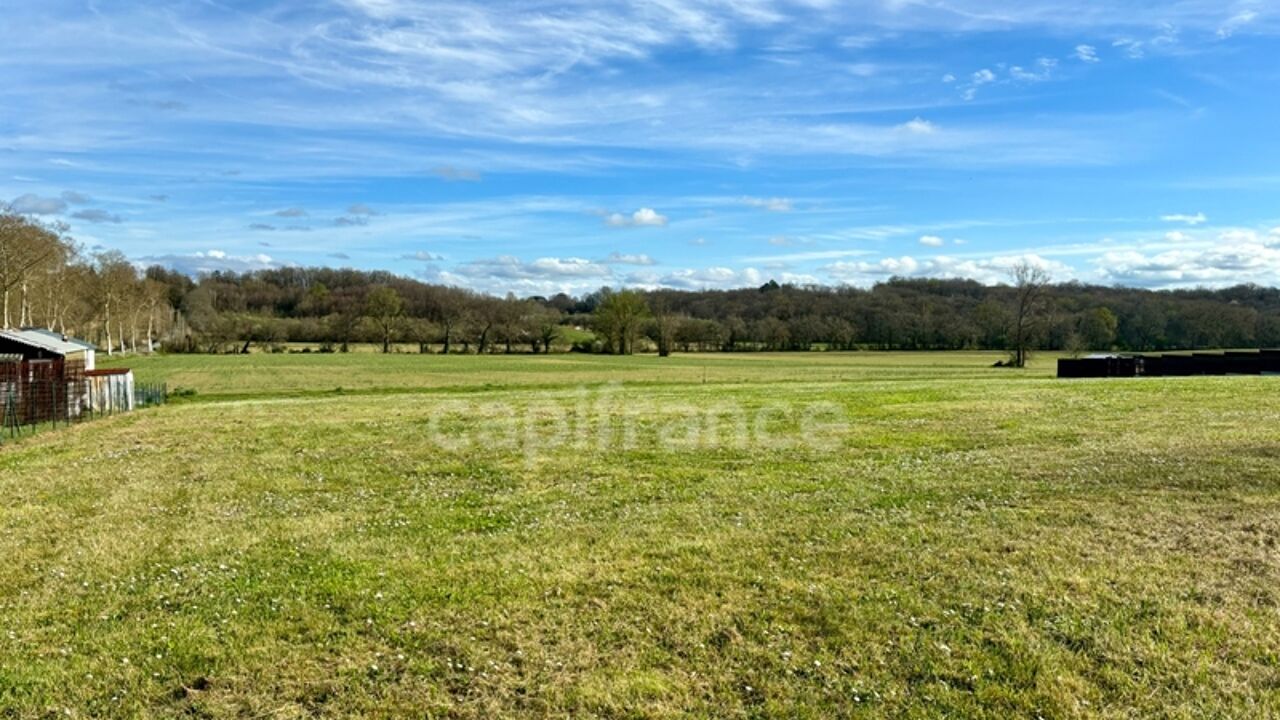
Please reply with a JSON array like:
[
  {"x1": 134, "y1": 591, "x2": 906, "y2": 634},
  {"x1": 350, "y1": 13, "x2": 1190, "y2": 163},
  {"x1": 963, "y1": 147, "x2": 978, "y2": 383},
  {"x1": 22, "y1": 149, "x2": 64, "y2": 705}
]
[{"x1": 2, "y1": 351, "x2": 1279, "y2": 718}]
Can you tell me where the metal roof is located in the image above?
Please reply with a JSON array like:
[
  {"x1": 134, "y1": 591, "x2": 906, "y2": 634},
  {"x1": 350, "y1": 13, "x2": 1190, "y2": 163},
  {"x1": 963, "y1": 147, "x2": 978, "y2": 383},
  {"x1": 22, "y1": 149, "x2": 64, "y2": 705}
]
[
  {"x1": 0, "y1": 328, "x2": 93, "y2": 355},
  {"x1": 20, "y1": 327, "x2": 97, "y2": 350}
]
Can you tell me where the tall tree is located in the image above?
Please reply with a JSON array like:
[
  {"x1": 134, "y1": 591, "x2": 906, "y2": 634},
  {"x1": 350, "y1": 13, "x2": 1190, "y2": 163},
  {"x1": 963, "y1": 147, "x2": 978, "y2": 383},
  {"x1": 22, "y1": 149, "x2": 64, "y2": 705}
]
[
  {"x1": 593, "y1": 289, "x2": 649, "y2": 355},
  {"x1": 95, "y1": 251, "x2": 138, "y2": 355},
  {"x1": 364, "y1": 285, "x2": 404, "y2": 353},
  {"x1": 1009, "y1": 261, "x2": 1051, "y2": 368},
  {"x1": 0, "y1": 213, "x2": 68, "y2": 329}
]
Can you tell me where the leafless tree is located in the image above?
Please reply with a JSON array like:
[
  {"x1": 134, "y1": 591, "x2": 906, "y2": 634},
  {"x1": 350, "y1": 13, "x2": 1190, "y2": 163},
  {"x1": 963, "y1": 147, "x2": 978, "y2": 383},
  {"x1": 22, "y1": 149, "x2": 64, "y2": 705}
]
[
  {"x1": 0, "y1": 213, "x2": 67, "y2": 329},
  {"x1": 1009, "y1": 260, "x2": 1051, "y2": 368}
]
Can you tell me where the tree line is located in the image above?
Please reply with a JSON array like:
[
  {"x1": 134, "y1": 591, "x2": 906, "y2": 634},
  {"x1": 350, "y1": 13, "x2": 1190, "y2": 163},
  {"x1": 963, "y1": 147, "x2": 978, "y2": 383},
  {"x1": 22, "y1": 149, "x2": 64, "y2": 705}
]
[{"x1": 4, "y1": 210, "x2": 1280, "y2": 359}]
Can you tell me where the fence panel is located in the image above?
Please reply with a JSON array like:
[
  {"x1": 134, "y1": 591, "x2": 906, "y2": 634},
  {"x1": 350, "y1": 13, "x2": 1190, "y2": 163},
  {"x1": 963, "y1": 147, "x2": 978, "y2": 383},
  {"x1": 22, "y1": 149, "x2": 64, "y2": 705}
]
[{"x1": 0, "y1": 360, "x2": 164, "y2": 440}]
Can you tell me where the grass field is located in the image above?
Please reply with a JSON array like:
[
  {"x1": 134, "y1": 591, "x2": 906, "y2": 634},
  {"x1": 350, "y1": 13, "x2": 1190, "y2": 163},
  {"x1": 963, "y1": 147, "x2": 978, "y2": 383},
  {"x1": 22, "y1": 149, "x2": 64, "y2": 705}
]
[{"x1": 3, "y1": 352, "x2": 1279, "y2": 717}]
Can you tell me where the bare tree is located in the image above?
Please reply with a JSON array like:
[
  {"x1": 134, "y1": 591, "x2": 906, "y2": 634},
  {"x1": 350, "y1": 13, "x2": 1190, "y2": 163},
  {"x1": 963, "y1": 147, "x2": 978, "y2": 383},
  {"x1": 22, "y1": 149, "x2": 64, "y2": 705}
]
[
  {"x1": 95, "y1": 251, "x2": 138, "y2": 355},
  {"x1": 1009, "y1": 260, "x2": 1051, "y2": 368},
  {"x1": 0, "y1": 213, "x2": 68, "y2": 329},
  {"x1": 141, "y1": 279, "x2": 171, "y2": 352}
]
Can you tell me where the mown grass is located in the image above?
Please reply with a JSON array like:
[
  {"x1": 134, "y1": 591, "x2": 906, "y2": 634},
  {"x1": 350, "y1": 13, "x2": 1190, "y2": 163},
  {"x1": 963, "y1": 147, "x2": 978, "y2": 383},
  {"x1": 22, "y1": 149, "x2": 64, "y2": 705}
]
[
  {"x1": 3, "y1": 353, "x2": 1279, "y2": 717},
  {"x1": 99, "y1": 350, "x2": 1035, "y2": 400}
]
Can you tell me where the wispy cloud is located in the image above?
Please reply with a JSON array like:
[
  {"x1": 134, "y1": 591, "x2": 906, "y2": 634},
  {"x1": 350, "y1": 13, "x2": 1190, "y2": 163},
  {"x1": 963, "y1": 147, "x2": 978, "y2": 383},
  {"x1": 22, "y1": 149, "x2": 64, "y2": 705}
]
[
  {"x1": 402, "y1": 251, "x2": 445, "y2": 261},
  {"x1": 1162, "y1": 212, "x2": 1207, "y2": 225},
  {"x1": 70, "y1": 209, "x2": 122, "y2": 224},
  {"x1": 433, "y1": 165, "x2": 483, "y2": 182},
  {"x1": 1075, "y1": 44, "x2": 1100, "y2": 63},
  {"x1": 8, "y1": 193, "x2": 67, "y2": 215},
  {"x1": 742, "y1": 196, "x2": 793, "y2": 212},
  {"x1": 603, "y1": 252, "x2": 656, "y2": 265}
]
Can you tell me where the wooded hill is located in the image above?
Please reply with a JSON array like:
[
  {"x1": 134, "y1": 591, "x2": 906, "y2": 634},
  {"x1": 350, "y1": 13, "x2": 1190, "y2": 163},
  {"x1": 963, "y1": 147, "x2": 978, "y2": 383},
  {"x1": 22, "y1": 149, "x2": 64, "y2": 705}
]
[{"x1": 3, "y1": 211, "x2": 1276, "y2": 356}]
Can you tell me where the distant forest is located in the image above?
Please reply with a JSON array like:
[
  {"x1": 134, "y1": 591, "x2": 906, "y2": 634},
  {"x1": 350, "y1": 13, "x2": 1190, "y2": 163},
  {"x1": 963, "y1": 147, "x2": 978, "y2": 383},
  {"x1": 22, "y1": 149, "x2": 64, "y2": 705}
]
[{"x1": 3, "y1": 212, "x2": 1279, "y2": 357}]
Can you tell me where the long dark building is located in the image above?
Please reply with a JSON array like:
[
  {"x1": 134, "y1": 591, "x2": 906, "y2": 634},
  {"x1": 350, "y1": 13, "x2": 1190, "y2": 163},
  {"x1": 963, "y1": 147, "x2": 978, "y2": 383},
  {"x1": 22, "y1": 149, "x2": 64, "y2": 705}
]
[{"x1": 1058, "y1": 350, "x2": 1280, "y2": 378}]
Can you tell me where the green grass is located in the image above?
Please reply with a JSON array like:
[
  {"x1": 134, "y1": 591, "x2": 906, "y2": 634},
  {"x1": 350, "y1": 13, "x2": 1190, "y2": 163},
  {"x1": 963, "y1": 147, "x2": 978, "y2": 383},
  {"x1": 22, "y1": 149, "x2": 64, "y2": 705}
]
[
  {"x1": 3, "y1": 352, "x2": 1280, "y2": 717},
  {"x1": 99, "y1": 350, "x2": 1035, "y2": 400}
]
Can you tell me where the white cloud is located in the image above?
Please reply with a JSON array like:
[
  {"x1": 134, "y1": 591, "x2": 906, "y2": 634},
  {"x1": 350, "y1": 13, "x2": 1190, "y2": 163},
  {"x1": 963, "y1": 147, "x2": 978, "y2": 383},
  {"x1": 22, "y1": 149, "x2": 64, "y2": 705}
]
[
  {"x1": 1112, "y1": 38, "x2": 1145, "y2": 59},
  {"x1": 603, "y1": 252, "x2": 656, "y2": 265},
  {"x1": 971, "y1": 68, "x2": 997, "y2": 85},
  {"x1": 649, "y1": 266, "x2": 764, "y2": 290},
  {"x1": 1010, "y1": 57, "x2": 1056, "y2": 82},
  {"x1": 1164, "y1": 231, "x2": 1191, "y2": 243},
  {"x1": 605, "y1": 207, "x2": 668, "y2": 227},
  {"x1": 1161, "y1": 212, "x2": 1207, "y2": 225},
  {"x1": 455, "y1": 255, "x2": 611, "y2": 280},
  {"x1": 440, "y1": 254, "x2": 614, "y2": 295},
  {"x1": 1218, "y1": 229, "x2": 1261, "y2": 244},
  {"x1": 941, "y1": 73, "x2": 956, "y2": 83},
  {"x1": 918, "y1": 234, "x2": 944, "y2": 247},
  {"x1": 897, "y1": 117, "x2": 937, "y2": 135},
  {"x1": 742, "y1": 196, "x2": 793, "y2": 212},
  {"x1": 402, "y1": 250, "x2": 444, "y2": 261},
  {"x1": 1096, "y1": 232, "x2": 1280, "y2": 288},
  {"x1": 1218, "y1": 10, "x2": 1259, "y2": 38},
  {"x1": 1075, "y1": 44, "x2": 1100, "y2": 63},
  {"x1": 824, "y1": 253, "x2": 1071, "y2": 286},
  {"x1": 139, "y1": 250, "x2": 278, "y2": 275},
  {"x1": 347, "y1": 203, "x2": 378, "y2": 216}
]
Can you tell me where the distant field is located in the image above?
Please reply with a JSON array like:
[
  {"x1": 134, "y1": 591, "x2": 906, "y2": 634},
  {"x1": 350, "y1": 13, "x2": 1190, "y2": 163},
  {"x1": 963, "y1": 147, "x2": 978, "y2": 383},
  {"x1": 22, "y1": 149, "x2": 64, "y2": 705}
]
[
  {"x1": 3, "y1": 352, "x2": 1280, "y2": 717},
  {"x1": 99, "y1": 350, "x2": 1042, "y2": 399}
]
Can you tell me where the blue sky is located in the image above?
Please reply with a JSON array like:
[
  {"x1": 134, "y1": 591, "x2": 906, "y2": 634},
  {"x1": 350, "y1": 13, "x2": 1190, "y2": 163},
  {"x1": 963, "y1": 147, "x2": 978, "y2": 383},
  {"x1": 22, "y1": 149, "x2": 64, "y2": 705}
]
[{"x1": 3, "y1": 0, "x2": 1279, "y2": 296}]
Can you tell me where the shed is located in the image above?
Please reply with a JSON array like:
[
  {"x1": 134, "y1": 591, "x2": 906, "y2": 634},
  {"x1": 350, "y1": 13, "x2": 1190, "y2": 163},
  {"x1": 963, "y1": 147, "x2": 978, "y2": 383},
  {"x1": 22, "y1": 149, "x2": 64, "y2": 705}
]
[
  {"x1": 0, "y1": 328, "x2": 96, "y2": 369},
  {"x1": 85, "y1": 368, "x2": 135, "y2": 414}
]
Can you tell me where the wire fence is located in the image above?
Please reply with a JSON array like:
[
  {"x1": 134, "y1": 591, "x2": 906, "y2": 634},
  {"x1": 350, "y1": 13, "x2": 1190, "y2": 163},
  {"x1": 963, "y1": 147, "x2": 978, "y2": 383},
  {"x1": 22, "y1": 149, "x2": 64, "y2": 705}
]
[
  {"x1": 0, "y1": 358, "x2": 166, "y2": 442},
  {"x1": 134, "y1": 382, "x2": 168, "y2": 409}
]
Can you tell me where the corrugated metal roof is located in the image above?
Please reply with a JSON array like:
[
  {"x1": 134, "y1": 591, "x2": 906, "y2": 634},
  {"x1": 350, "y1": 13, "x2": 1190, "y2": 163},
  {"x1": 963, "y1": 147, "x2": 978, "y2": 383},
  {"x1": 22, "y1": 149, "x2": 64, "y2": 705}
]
[
  {"x1": 21, "y1": 327, "x2": 97, "y2": 350},
  {"x1": 0, "y1": 328, "x2": 92, "y2": 355}
]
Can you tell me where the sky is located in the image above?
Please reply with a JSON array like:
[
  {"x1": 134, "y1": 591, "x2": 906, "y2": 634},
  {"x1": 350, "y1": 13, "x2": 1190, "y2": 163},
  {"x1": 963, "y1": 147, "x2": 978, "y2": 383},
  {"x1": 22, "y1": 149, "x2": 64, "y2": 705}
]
[{"x1": 3, "y1": 0, "x2": 1280, "y2": 296}]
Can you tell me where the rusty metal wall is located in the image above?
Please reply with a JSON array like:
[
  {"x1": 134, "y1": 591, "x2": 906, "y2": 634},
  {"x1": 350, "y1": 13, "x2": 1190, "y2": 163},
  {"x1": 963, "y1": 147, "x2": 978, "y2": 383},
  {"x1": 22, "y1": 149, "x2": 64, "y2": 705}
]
[{"x1": 0, "y1": 358, "x2": 88, "y2": 432}]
